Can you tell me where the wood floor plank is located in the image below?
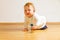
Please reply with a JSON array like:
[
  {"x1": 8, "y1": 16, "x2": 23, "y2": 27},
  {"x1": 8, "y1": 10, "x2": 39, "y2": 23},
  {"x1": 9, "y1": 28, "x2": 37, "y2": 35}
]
[{"x1": 0, "y1": 24, "x2": 60, "y2": 40}]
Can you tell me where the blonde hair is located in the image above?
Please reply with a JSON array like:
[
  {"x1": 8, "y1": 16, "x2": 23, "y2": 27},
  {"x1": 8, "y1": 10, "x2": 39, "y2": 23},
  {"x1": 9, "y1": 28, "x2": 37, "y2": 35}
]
[{"x1": 24, "y1": 2, "x2": 35, "y2": 12}]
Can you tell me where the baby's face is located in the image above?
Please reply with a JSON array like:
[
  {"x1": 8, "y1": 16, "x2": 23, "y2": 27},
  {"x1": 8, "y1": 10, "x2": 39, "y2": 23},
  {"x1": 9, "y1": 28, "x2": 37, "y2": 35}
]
[{"x1": 24, "y1": 5, "x2": 35, "y2": 18}]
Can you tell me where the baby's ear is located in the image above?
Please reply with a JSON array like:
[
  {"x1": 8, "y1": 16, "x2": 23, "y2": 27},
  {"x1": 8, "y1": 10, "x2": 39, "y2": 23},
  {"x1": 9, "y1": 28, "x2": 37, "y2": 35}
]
[{"x1": 33, "y1": 10, "x2": 35, "y2": 12}]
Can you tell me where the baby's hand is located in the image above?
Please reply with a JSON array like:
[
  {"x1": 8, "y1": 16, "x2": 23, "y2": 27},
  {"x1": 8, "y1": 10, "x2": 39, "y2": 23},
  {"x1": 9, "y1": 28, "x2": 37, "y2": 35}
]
[
  {"x1": 23, "y1": 28, "x2": 28, "y2": 31},
  {"x1": 32, "y1": 26, "x2": 38, "y2": 30}
]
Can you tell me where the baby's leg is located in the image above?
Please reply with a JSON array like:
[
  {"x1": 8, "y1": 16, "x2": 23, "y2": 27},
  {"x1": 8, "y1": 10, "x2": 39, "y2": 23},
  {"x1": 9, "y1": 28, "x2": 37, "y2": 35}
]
[
  {"x1": 33, "y1": 25, "x2": 47, "y2": 30},
  {"x1": 40, "y1": 25, "x2": 47, "y2": 30}
]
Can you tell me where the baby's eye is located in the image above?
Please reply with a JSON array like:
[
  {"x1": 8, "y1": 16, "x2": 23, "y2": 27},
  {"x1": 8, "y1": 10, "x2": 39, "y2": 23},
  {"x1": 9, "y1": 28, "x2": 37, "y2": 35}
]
[{"x1": 24, "y1": 10, "x2": 26, "y2": 12}]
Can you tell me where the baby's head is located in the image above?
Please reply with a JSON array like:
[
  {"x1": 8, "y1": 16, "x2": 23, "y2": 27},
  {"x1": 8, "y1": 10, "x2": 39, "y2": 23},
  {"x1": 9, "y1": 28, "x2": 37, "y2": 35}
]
[{"x1": 24, "y1": 2, "x2": 35, "y2": 18}]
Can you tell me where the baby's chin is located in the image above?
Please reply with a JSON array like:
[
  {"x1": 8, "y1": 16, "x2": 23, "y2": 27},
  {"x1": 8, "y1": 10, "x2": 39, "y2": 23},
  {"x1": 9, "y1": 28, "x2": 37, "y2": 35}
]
[{"x1": 26, "y1": 15, "x2": 33, "y2": 18}]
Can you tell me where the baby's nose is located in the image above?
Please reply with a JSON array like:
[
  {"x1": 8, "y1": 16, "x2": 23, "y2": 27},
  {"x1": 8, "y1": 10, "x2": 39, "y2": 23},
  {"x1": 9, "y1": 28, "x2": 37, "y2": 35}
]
[{"x1": 27, "y1": 11, "x2": 30, "y2": 13}]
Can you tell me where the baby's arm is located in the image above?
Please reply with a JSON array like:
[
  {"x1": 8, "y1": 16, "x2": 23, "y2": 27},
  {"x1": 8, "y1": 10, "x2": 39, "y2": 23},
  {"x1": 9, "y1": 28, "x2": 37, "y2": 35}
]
[{"x1": 24, "y1": 17, "x2": 29, "y2": 31}]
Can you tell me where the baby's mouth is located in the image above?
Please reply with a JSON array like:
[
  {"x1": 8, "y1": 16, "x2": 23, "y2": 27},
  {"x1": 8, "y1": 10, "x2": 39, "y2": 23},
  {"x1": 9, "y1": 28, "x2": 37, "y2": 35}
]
[{"x1": 26, "y1": 13, "x2": 30, "y2": 15}]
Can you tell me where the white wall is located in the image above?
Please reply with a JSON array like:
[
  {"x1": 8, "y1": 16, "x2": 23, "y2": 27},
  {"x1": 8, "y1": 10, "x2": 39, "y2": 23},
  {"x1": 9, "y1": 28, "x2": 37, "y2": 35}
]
[{"x1": 0, "y1": 0, "x2": 60, "y2": 22}]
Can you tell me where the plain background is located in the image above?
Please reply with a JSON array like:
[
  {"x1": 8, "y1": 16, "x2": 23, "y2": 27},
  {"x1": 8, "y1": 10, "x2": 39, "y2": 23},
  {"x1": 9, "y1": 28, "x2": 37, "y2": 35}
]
[{"x1": 0, "y1": 0, "x2": 60, "y2": 22}]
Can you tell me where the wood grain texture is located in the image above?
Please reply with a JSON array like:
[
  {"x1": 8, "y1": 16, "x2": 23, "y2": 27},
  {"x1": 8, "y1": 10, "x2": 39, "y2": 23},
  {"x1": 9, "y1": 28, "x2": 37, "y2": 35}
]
[{"x1": 0, "y1": 22, "x2": 60, "y2": 40}]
